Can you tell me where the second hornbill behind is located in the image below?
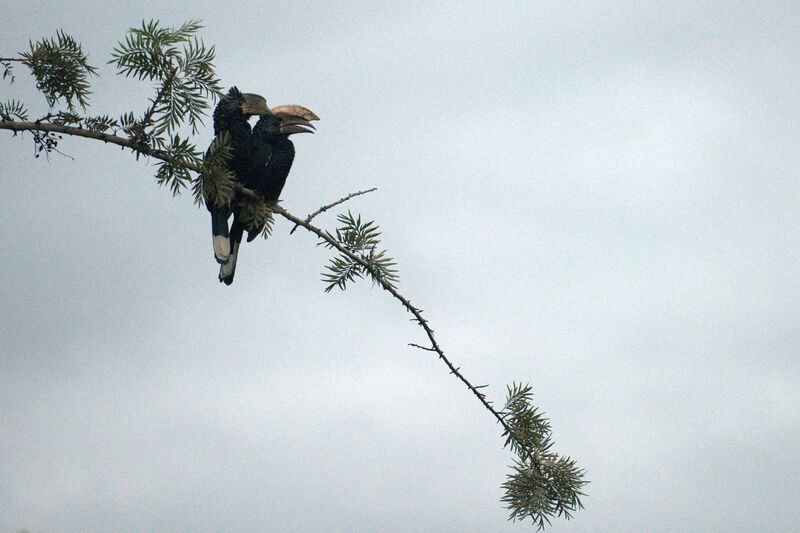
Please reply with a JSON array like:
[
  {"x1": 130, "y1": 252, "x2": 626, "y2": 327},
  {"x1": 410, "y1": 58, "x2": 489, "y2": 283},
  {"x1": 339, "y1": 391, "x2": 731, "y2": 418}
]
[{"x1": 217, "y1": 103, "x2": 320, "y2": 285}]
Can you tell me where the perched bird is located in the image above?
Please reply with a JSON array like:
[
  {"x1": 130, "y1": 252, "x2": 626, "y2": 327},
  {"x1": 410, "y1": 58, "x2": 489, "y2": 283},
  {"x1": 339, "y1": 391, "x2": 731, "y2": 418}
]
[
  {"x1": 205, "y1": 87, "x2": 269, "y2": 263},
  {"x1": 218, "y1": 104, "x2": 319, "y2": 285}
]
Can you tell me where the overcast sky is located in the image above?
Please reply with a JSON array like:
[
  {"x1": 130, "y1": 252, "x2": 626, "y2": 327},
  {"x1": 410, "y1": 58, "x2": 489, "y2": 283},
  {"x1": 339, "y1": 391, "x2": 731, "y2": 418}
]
[{"x1": 1, "y1": 1, "x2": 799, "y2": 532}]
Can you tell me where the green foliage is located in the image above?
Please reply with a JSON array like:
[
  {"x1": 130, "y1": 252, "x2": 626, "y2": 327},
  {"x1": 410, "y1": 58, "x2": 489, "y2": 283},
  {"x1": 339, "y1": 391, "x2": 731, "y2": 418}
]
[
  {"x1": 118, "y1": 111, "x2": 137, "y2": 137},
  {"x1": 109, "y1": 19, "x2": 222, "y2": 136},
  {"x1": 155, "y1": 134, "x2": 202, "y2": 196},
  {"x1": 36, "y1": 110, "x2": 138, "y2": 136},
  {"x1": 258, "y1": 209, "x2": 276, "y2": 239},
  {"x1": 234, "y1": 197, "x2": 276, "y2": 240},
  {"x1": 196, "y1": 131, "x2": 235, "y2": 207},
  {"x1": 500, "y1": 383, "x2": 588, "y2": 529},
  {"x1": 321, "y1": 211, "x2": 399, "y2": 292},
  {"x1": 2, "y1": 20, "x2": 220, "y2": 198},
  {"x1": 1, "y1": 59, "x2": 14, "y2": 83},
  {"x1": 0, "y1": 100, "x2": 28, "y2": 122},
  {"x1": 502, "y1": 383, "x2": 552, "y2": 457},
  {"x1": 110, "y1": 19, "x2": 204, "y2": 78},
  {"x1": 20, "y1": 30, "x2": 97, "y2": 110},
  {"x1": 47, "y1": 111, "x2": 126, "y2": 134}
]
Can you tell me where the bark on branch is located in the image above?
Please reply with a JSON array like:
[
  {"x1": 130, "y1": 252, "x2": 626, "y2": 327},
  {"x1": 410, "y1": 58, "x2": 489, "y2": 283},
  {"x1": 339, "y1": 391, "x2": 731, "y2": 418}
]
[{"x1": 0, "y1": 120, "x2": 194, "y2": 169}]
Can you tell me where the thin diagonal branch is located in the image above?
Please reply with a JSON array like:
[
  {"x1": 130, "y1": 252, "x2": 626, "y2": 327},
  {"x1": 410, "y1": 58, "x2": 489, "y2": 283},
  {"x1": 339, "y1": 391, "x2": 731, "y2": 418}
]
[
  {"x1": 289, "y1": 187, "x2": 378, "y2": 234},
  {"x1": 271, "y1": 203, "x2": 517, "y2": 438}
]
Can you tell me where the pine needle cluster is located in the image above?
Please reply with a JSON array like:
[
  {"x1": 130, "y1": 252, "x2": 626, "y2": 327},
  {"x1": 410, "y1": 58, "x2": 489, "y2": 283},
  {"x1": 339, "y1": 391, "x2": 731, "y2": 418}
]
[
  {"x1": 1, "y1": 59, "x2": 14, "y2": 82},
  {"x1": 155, "y1": 133, "x2": 203, "y2": 195},
  {"x1": 0, "y1": 100, "x2": 28, "y2": 122},
  {"x1": 321, "y1": 211, "x2": 399, "y2": 292},
  {"x1": 500, "y1": 383, "x2": 588, "y2": 529},
  {"x1": 235, "y1": 197, "x2": 277, "y2": 241},
  {"x1": 20, "y1": 30, "x2": 98, "y2": 110},
  {"x1": 29, "y1": 110, "x2": 131, "y2": 139},
  {"x1": 109, "y1": 19, "x2": 221, "y2": 194},
  {"x1": 196, "y1": 131, "x2": 235, "y2": 207},
  {"x1": 109, "y1": 19, "x2": 221, "y2": 136},
  {"x1": 1, "y1": 20, "x2": 221, "y2": 197}
]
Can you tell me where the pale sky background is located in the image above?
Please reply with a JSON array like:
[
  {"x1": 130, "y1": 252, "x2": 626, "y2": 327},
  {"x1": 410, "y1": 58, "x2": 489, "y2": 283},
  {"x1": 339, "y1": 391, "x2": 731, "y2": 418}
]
[{"x1": 1, "y1": 1, "x2": 799, "y2": 532}]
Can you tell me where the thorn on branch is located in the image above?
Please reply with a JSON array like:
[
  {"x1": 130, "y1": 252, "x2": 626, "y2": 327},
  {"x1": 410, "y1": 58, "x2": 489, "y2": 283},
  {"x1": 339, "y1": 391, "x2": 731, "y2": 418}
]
[
  {"x1": 408, "y1": 343, "x2": 437, "y2": 352},
  {"x1": 290, "y1": 187, "x2": 377, "y2": 235}
]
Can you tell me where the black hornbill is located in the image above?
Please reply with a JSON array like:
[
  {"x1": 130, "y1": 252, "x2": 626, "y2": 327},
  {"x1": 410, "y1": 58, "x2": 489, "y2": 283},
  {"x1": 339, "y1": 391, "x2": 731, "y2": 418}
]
[
  {"x1": 218, "y1": 104, "x2": 319, "y2": 285},
  {"x1": 206, "y1": 87, "x2": 269, "y2": 264}
]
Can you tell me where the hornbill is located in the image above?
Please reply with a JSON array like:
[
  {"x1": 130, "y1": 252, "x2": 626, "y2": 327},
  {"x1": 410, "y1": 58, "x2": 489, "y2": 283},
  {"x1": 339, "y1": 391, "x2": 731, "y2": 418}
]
[
  {"x1": 218, "y1": 104, "x2": 319, "y2": 285},
  {"x1": 205, "y1": 87, "x2": 269, "y2": 263}
]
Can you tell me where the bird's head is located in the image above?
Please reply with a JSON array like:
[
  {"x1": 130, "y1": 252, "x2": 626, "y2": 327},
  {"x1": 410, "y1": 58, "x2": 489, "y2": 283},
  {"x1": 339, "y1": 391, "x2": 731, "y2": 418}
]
[
  {"x1": 269, "y1": 105, "x2": 320, "y2": 136},
  {"x1": 216, "y1": 86, "x2": 270, "y2": 120}
]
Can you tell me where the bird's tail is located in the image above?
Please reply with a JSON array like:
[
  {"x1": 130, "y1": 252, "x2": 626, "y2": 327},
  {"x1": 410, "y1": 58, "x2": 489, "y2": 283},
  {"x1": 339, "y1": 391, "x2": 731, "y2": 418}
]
[
  {"x1": 211, "y1": 205, "x2": 231, "y2": 263},
  {"x1": 219, "y1": 220, "x2": 244, "y2": 285}
]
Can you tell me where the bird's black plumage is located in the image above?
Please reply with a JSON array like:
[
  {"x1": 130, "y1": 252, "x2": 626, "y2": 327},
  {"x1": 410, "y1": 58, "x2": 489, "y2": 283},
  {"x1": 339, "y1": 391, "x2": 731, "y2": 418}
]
[
  {"x1": 218, "y1": 107, "x2": 318, "y2": 285},
  {"x1": 205, "y1": 87, "x2": 267, "y2": 263},
  {"x1": 218, "y1": 114, "x2": 297, "y2": 285},
  {"x1": 250, "y1": 113, "x2": 297, "y2": 202}
]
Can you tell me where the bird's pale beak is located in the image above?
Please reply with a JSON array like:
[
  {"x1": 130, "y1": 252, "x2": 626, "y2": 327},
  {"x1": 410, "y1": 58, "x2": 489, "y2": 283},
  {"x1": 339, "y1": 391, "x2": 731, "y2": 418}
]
[
  {"x1": 272, "y1": 104, "x2": 320, "y2": 134},
  {"x1": 241, "y1": 93, "x2": 270, "y2": 116}
]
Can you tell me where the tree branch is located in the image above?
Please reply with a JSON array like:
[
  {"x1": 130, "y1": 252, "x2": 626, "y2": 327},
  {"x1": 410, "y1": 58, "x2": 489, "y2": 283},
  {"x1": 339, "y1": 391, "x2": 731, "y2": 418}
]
[
  {"x1": 271, "y1": 203, "x2": 515, "y2": 436},
  {"x1": 408, "y1": 343, "x2": 437, "y2": 352},
  {"x1": 1, "y1": 119, "x2": 192, "y2": 167},
  {"x1": 289, "y1": 187, "x2": 378, "y2": 234},
  {"x1": 1, "y1": 116, "x2": 530, "y2": 463}
]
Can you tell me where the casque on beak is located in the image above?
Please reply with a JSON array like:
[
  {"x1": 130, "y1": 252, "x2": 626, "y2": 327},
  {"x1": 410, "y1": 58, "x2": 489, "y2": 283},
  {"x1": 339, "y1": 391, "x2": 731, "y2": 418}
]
[
  {"x1": 271, "y1": 104, "x2": 320, "y2": 134},
  {"x1": 240, "y1": 93, "x2": 270, "y2": 116}
]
